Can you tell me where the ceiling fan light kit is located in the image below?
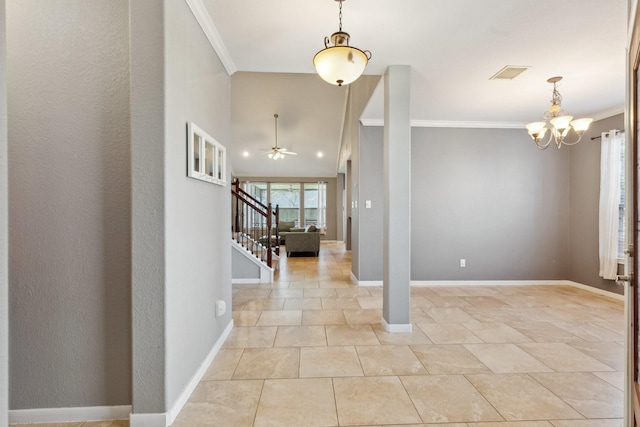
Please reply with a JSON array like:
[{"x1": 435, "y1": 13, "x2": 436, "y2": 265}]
[
  {"x1": 265, "y1": 114, "x2": 297, "y2": 160},
  {"x1": 313, "y1": 0, "x2": 371, "y2": 86},
  {"x1": 525, "y1": 76, "x2": 593, "y2": 150}
]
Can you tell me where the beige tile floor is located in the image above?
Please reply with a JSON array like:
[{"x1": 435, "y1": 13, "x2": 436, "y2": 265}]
[{"x1": 17, "y1": 241, "x2": 625, "y2": 427}]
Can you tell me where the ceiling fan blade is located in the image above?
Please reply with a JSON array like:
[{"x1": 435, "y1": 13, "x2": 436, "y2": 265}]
[{"x1": 282, "y1": 151, "x2": 297, "y2": 155}]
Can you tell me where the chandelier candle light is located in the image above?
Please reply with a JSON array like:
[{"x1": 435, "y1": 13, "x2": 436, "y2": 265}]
[
  {"x1": 313, "y1": 0, "x2": 371, "y2": 86},
  {"x1": 525, "y1": 76, "x2": 593, "y2": 150}
]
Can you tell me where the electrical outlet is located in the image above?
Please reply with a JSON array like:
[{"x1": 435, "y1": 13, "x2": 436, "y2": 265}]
[
  {"x1": 215, "y1": 300, "x2": 226, "y2": 317},
  {"x1": 460, "y1": 259, "x2": 466, "y2": 268}
]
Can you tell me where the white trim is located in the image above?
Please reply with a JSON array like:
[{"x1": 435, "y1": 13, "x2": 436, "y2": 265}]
[
  {"x1": 9, "y1": 405, "x2": 131, "y2": 425},
  {"x1": 184, "y1": 0, "x2": 237, "y2": 75},
  {"x1": 592, "y1": 106, "x2": 625, "y2": 122},
  {"x1": 411, "y1": 279, "x2": 566, "y2": 287},
  {"x1": 360, "y1": 118, "x2": 527, "y2": 129},
  {"x1": 350, "y1": 272, "x2": 382, "y2": 287},
  {"x1": 129, "y1": 319, "x2": 234, "y2": 427},
  {"x1": 232, "y1": 278, "x2": 261, "y2": 284},
  {"x1": 166, "y1": 319, "x2": 234, "y2": 425},
  {"x1": 381, "y1": 317, "x2": 412, "y2": 333},
  {"x1": 348, "y1": 278, "x2": 623, "y2": 300},
  {"x1": 358, "y1": 280, "x2": 383, "y2": 287},
  {"x1": 360, "y1": 111, "x2": 625, "y2": 130},
  {"x1": 129, "y1": 413, "x2": 169, "y2": 427},
  {"x1": 410, "y1": 280, "x2": 624, "y2": 300},
  {"x1": 563, "y1": 280, "x2": 624, "y2": 301}
]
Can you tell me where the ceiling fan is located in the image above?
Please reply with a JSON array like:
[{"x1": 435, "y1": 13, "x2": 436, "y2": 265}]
[{"x1": 263, "y1": 113, "x2": 297, "y2": 160}]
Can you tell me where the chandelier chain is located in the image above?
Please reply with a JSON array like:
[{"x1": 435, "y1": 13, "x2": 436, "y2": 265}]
[{"x1": 338, "y1": 0, "x2": 343, "y2": 32}]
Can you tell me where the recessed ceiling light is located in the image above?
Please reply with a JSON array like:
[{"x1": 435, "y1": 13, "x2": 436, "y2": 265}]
[
  {"x1": 242, "y1": 151, "x2": 249, "y2": 157},
  {"x1": 317, "y1": 152, "x2": 324, "y2": 158}
]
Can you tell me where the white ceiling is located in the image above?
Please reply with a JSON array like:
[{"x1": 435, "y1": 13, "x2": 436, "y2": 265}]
[{"x1": 204, "y1": 0, "x2": 628, "y2": 178}]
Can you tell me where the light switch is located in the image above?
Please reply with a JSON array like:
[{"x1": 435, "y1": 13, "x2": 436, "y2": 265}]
[{"x1": 365, "y1": 200, "x2": 372, "y2": 209}]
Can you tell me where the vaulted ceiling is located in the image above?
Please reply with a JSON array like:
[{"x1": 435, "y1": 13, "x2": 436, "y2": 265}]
[{"x1": 203, "y1": 0, "x2": 628, "y2": 177}]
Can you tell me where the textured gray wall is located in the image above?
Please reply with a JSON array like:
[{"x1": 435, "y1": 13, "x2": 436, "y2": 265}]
[
  {"x1": 8, "y1": 0, "x2": 131, "y2": 408},
  {"x1": 358, "y1": 126, "x2": 383, "y2": 280},
  {"x1": 164, "y1": 0, "x2": 232, "y2": 409},
  {"x1": 0, "y1": 0, "x2": 8, "y2": 423},
  {"x1": 347, "y1": 77, "x2": 382, "y2": 280},
  {"x1": 130, "y1": 0, "x2": 166, "y2": 414},
  {"x1": 356, "y1": 126, "x2": 571, "y2": 281},
  {"x1": 568, "y1": 113, "x2": 624, "y2": 294},
  {"x1": 412, "y1": 127, "x2": 569, "y2": 280}
]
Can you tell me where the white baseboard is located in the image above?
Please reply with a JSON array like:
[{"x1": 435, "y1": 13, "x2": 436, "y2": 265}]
[
  {"x1": 381, "y1": 317, "x2": 412, "y2": 333},
  {"x1": 563, "y1": 280, "x2": 624, "y2": 301},
  {"x1": 14, "y1": 320, "x2": 235, "y2": 427},
  {"x1": 129, "y1": 319, "x2": 234, "y2": 427},
  {"x1": 411, "y1": 280, "x2": 624, "y2": 300},
  {"x1": 9, "y1": 405, "x2": 131, "y2": 425},
  {"x1": 349, "y1": 278, "x2": 623, "y2": 301},
  {"x1": 411, "y1": 280, "x2": 567, "y2": 287},
  {"x1": 232, "y1": 278, "x2": 261, "y2": 284},
  {"x1": 351, "y1": 272, "x2": 383, "y2": 287},
  {"x1": 165, "y1": 319, "x2": 234, "y2": 425},
  {"x1": 129, "y1": 412, "x2": 169, "y2": 427},
  {"x1": 357, "y1": 280, "x2": 383, "y2": 287}
]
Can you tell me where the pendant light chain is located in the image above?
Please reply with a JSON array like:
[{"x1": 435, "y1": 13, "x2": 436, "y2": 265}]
[{"x1": 338, "y1": 0, "x2": 343, "y2": 32}]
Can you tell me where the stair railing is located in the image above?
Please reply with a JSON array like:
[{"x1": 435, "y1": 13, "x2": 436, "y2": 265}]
[{"x1": 231, "y1": 180, "x2": 279, "y2": 267}]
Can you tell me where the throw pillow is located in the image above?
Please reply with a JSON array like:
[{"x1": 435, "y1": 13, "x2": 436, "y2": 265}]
[
  {"x1": 279, "y1": 221, "x2": 295, "y2": 232},
  {"x1": 306, "y1": 224, "x2": 317, "y2": 232}
]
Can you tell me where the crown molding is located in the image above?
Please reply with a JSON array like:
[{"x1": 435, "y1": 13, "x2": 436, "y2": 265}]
[
  {"x1": 360, "y1": 118, "x2": 526, "y2": 129},
  {"x1": 185, "y1": 0, "x2": 237, "y2": 75},
  {"x1": 591, "y1": 105, "x2": 625, "y2": 122},
  {"x1": 360, "y1": 107, "x2": 626, "y2": 129}
]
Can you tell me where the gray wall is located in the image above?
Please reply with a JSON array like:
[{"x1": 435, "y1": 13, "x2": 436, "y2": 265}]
[
  {"x1": 568, "y1": 113, "x2": 624, "y2": 294},
  {"x1": 346, "y1": 76, "x2": 381, "y2": 280},
  {"x1": 130, "y1": 0, "x2": 166, "y2": 414},
  {"x1": 355, "y1": 126, "x2": 572, "y2": 281},
  {"x1": 164, "y1": 0, "x2": 233, "y2": 410},
  {"x1": 232, "y1": 249, "x2": 261, "y2": 279},
  {"x1": 356, "y1": 125, "x2": 383, "y2": 281},
  {"x1": 355, "y1": 118, "x2": 626, "y2": 291},
  {"x1": 236, "y1": 177, "x2": 339, "y2": 240},
  {"x1": 131, "y1": 0, "x2": 233, "y2": 414},
  {"x1": 411, "y1": 127, "x2": 569, "y2": 280},
  {"x1": 0, "y1": 0, "x2": 8, "y2": 423},
  {"x1": 7, "y1": 0, "x2": 131, "y2": 409}
]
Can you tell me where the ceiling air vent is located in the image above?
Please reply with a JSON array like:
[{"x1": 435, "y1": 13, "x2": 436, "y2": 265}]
[{"x1": 489, "y1": 65, "x2": 530, "y2": 80}]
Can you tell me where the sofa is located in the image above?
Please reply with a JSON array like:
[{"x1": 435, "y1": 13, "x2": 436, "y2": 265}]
[{"x1": 284, "y1": 225, "x2": 321, "y2": 257}]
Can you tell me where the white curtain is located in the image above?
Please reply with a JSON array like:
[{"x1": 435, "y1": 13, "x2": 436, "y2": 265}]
[
  {"x1": 599, "y1": 130, "x2": 623, "y2": 280},
  {"x1": 317, "y1": 181, "x2": 326, "y2": 233}
]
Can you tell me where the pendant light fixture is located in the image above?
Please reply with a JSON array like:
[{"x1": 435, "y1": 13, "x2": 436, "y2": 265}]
[
  {"x1": 313, "y1": 0, "x2": 371, "y2": 87},
  {"x1": 525, "y1": 76, "x2": 593, "y2": 150}
]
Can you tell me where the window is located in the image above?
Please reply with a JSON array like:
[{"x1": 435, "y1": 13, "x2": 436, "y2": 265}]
[
  {"x1": 187, "y1": 122, "x2": 226, "y2": 186},
  {"x1": 270, "y1": 183, "x2": 301, "y2": 225},
  {"x1": 240, "y1": 181, "x2": 328, "y2": 231},
  {"x1": 304, "y1": 182, "x2": 326, "y2": 231},
  {"x1": 245, "y1": 182, "x2": 268, "y2": 205}
]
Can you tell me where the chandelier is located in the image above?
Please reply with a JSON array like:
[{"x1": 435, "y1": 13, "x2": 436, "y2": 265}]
[
  {"x1": 313, "y1": 0, "x2": 371, "y2": 87},
  {"x1": 525, "y1": 76, "x2": 593, "y2": 150}
]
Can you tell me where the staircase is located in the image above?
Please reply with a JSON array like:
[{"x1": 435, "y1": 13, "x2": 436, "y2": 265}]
[{"x1": 231, "y1": 180, "x2": 280, "y2": 282}]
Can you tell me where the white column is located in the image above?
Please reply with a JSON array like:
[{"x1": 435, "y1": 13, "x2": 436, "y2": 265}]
[{"x1": 382, "y1": 65, "x2": 412, "y2": 332}]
